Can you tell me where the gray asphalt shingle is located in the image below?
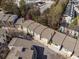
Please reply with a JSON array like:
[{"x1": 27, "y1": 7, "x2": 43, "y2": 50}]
[
  {"x1": 52, "y1": 32, "x2": 66, "y2": 46},
  {"x1": 22, "y1": 20, "x2": 35, "y2": 28},
  {"x1": 41, "y1": 28, "x2": 54, "y2": 40},
  {"x1": 63, "y1": 36, "x2": 76, "y2": 52}
]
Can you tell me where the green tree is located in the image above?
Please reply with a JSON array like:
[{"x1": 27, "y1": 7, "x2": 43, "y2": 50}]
[
  {"x1": 48, "y1": 3, "x2": 63, "y2": 29},
  {"x1": 19, "y1": 0, "x2": 26, "y2": 17},
  {"x1": 69, "y1": 16, "x2": 79, "y2": 28},
  {"x1": 0, "y1": 0, "x2": 2, "y2": 6},
  {"x1": 48, "y1": 0, "x2": 69, "y2": 29},
  {"x1": 27, "y1": 5, "x2": 40, "y2": 20},
  {"x1": 1, "y1": 0, "x2": 20, "y2": 16}
]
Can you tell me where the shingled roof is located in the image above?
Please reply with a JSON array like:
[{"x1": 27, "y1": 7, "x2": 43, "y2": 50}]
[
  {"x1": 8, "y1": 37, "x2": 42, "y2": 59},
  {"x1": 28, "y1": 22, "x2": 41, "y2": 32},
  {"x1": 7, "y1": 38, "x2": 34, "y2": 59},
  {"x1": 7, "y1": 18, "x2": 79, "y2": 57},
  {"x1": 34, "y1": 24, "x2": 47, "y2": 35},
  {"x1": 22, "y1": 20, "x2": 35, "y2": 28},
  {"x1": 41, "y1": 28, "x2": 54, "y2": 40},
  {"x1": 52, "y1": 32, "x2": 66, "y2": 45},
  {"x1": 7, "y1": 15, "x2": 18, "y2": 24},
  {"x1": 63, "y1": 36, "x2": 76, "y2": 52},
  {"x1": 0, "y1": 13, "x2": 5, "y2": 21},
  {"x1": 2, "y1": 14, "x2": 11, "y2": 21},
  {"x1": 15, "y1": 18, "x2": 24, "y2": 25}
]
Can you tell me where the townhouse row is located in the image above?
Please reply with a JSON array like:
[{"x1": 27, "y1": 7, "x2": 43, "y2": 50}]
[
  {"x1": 0, "y1": 12, "x2": 18, "y2": 27},
  {"x1": 16, "y1": 19, "x2": 79, "y2": 58},
  {"x1": 0, "y1": 12, "x2": 79, "y2": 59}
]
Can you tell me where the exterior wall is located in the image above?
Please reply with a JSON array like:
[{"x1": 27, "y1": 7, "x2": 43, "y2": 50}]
[
  {"x1": 74, "y1": 5, "x2": 79, "y2": 18},
  {"x1": 41, "y1": 38, "x2": 48, "y2": 44},
  {"x1": 61, "y1": 48, "x2": 72, "y2": 57},
  {"x1": 8, "y1": 46, "x2": 14, "y2": 50},
  {"x1": 59, "y1": 26, "x2": 79, "y2": 38},
  {"x1": 25, "y1": 0, "x2": 54, "y2": 4},
  {"x1": 15, "y1": 0, "x2": 54, "y2": 13},
  {"x1": 15, "y1": 0, "x2": 54, "y2": 6},
  {"x1": 2, "y1": 21, "x2": 79, "y2": 58},
  {"x1": 52, "y1": 41, "x2": 60, "y2": 47},
  {"x1": 23, "y1": 27, "x2": 27, "y2": 33},
  {"x1": 27, "y1": 29, "x2": 31, "y2": 33},
  {"x1": 40, "y1": 2, "x2": 53, "y2": 13},
  {"x1": 21, "y1": 26, "x2": 79, "y2": 58},
  {"x1": 34, "y1": 33, "x2": 40, "y2": 40},
  {"x1": 74, "y1": 5, "x2": 79, "y2": 14},
  {"x1": 17, "y1": 25, "x2": 23, "y2": 31},
  {"x1": 28, "y1": 29, "x2": 34, "y2": 35}
]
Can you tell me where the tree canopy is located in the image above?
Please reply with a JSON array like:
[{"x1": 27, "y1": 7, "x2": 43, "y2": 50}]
[
  {"x1": 0, "y1": 0, "x2": 69, "y2": 30},
  {"x1": 0, "y1": 0, "x2": 20, "y2": 16},
  {"x1": 47, "y1": 0, "x2": 69, "y2": 29},
  {"x1": 19, "y1": 0, "x2": 26, "y2": 17},
  {"x1": 69, "y1": 16, "x2": 79, "y2": 29}
]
